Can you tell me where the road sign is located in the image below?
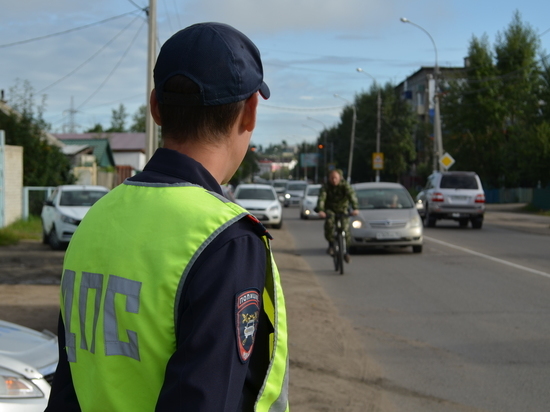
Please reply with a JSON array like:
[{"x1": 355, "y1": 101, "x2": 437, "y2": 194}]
[
  {"x1": 372, "y1": 152, "x2": 384, "y2": 170},
  {"x1": 439, "y1": 152, "x2": 455, "y2": 170}
]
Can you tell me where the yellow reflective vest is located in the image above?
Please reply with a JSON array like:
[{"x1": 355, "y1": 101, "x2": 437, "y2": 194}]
[{"x1": 59, "y1": 182, "x2": 289, "y2": 411}]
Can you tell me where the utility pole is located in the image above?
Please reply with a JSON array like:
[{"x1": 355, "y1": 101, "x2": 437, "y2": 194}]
[{"x1": 145, "y1": 0, "x2": 157, "y2": 161}]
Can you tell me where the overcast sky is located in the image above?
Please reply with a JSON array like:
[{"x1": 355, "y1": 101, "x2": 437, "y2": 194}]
[{"x1": 1, "y1": 0, "x2": 549, "y2": 149}]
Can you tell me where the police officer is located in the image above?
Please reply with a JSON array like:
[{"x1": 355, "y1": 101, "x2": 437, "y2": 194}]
[
  {"x1": 46, "y1": 22, "x2": 289, "y2": 412},
  {"x1": 316, "y1": 169, "x2": 359, "y2": 262}
]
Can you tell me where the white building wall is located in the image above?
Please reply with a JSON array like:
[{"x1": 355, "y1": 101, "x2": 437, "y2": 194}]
[
  {"x1": 5, "y1": 145, "x2": 23, "y2": 226},
  {"x1": 114, "y1": 152, "x2": 146, "y2": 171}
]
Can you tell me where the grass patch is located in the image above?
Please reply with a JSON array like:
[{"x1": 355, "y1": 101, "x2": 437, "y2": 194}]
[
  {"x1": 0, "y1": 216, "x2": 42, "y2": 246},
  {"x1": 521, "y1": 204, "x2": 550, "y2": 216}
]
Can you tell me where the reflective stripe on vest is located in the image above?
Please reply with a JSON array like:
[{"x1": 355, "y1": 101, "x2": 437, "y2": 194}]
[{"x1": 59, "y1": 182, "x2": 289, "y2": 411}]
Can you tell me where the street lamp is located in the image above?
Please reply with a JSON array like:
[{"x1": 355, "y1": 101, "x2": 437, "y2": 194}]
[
  {"x1": 356, "y1": 68, "x2": 382, "y2": 182},
  {"x1": 334, "y1": 94, "x2": 357, "y2": 183},
  {"x1": 400, "y1": 17, "x2": 443, "y2": 172}
]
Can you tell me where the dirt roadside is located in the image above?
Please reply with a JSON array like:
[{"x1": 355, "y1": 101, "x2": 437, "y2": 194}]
[{"x1": 0, "y1": 229, "x2": 388, "y2": 411}]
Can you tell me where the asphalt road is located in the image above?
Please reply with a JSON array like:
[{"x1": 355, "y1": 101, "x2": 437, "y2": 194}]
[{"x1": 283, "y1": 205, "x2": 550, "y2": 412}]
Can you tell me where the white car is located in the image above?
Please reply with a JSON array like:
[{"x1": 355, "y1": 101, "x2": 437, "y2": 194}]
[
  {"x1": 349, "y1": 182, "x2": 423, "y2": 253},
  {"x1": 234, "y1": 184, "x2": 283, "y2": 229},
  {"x1": 299, "y1": 184, "x2": 321, "y2": 219},
  {"x1": 41, "y1": 185, "x2": 109, "y2": 250},
  {"x1": 0, "y1": 319, "x2": 58, "y2": 411}
]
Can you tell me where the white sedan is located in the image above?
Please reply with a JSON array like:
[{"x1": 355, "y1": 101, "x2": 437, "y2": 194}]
[
  {"x1": 234, "y1": 184, "x2": 283, "y2": 229},
  {"x1": 0, "y1": 319, "x2": 58, "y2": 411},
  {"x1": 40, "y1": 185, "x2": 109, "y2": 250}
]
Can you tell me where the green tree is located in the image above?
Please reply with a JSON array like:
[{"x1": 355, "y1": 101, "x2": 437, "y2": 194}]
[
  {"x1": 85, "y1": 123, "x2": 105, "y2": 133},
  {"x1": 442, "y1": 11, "x2": 550, "y2": 188},
  {"x1": 107, "y1": 104, "x2": 128, "y2": 132},
  {"x1": 0, "y1": 80, "x2": 73, "y2": 187},
  {"x1": 130, "y1": 105, "x2": 147, "y2": 132}
]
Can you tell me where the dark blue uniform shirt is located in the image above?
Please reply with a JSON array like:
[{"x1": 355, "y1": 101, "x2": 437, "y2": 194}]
[{"x1": 46, "y1": 148, "x2": 272, "y2": 411}]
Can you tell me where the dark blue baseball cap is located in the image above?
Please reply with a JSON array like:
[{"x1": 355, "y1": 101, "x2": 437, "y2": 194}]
[{"x1": 154, "y1": 22, "x2": 270, "y2": 106}]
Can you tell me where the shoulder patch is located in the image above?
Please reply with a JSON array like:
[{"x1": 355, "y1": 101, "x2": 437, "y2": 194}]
[
  {"x1": 245, "y1": 214, "x2": 273, "y2": 240},
  {"x1": 235, "y1": 289, "x2": 261, "y2": 363}
]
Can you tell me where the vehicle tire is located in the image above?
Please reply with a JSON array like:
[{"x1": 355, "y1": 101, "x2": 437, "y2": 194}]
[
  {"x1": 48, "y1": 227, "x2": 64, "y2": 250},
  {"x1": 471, "y1": 218, "x2": 483, "y2": 229},
  {"x1": 412, "y1": 245, "x2": 423, "y2": 253},
  {"x1": 426, "y1": 208, "x2": 436, "y2": 227},
  {"x1": 42, "y1": 228, "x2": 48, "y2": 244},
  {"x1": 337, "y1": 233, "x2": 345, "y2": 275},
  {"x1": 459, "y1": 218, "x2": 469, "y2": 228},
  {"x1": 272, "y1": 219, "x2": 283, "y2": 229}
]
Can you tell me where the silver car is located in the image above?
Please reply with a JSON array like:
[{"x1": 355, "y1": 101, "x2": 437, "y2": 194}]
[
  {"x1": 415, "y1": 171, "x2": 485, "y2": 228},
  {"x1": 299, "y1": 184, "x2": 321, "y2": 219},
  {"x1": 282, "y1": 180, "x2": 307, "y2": 207},
  {"x1": 0, "y1": 319, "x2": 58, "y2": 411},
  {"x1": 349, "y1": 182, "x2": 423, "y2": 253}
]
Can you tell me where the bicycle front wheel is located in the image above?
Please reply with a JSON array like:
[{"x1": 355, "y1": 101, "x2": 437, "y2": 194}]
[
  {"x1": 337, "y1": 232, "x2": 344, "y2": 275},
  {"x1": 332, "y1": 239, "x2": 340, "y2": 271}
]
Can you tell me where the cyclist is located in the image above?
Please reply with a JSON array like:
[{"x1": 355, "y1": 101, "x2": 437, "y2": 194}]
[{"x1": 316, "y1": 169, "x2": 359, "y2": 262}]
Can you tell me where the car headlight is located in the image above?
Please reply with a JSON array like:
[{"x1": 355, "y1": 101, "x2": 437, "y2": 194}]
[
  {"x1": 0, "y1": 368, "x2": 44, "y2": 398},
  {"x1": 61, "y1": 214, "x2": 79, "y2": 225},
  {"x1": 351, "y1": 219, "x2": 363, "y2": 229},
  {"x1": 269, "y1": 204, "x2": 279, "y2": 211},
  {"x1": 284, "y1": 193, "x2": 290, "y2": 199},
  {"x1": 410, "y1": 215, "x2": 422, "y2": 227}
]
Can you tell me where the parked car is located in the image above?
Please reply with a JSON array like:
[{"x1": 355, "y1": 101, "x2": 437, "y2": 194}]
[
  {"x1": 282, "y1": 180, "x2": 308, "y2": 207},
  {"x1": 233, "y1": 184, "x2": 283, "y2": 229},
  {"x1": 299, "y1": 184, "x2": 321, "y2": 219},
  {"x1": 349, "y1": 182, "x2": 423, "y2": 253},
  {"x1": 0, "y1": 319, "x2": 58, "y2": 411},
  {"x1": 415, "y1": 171, "x2": 485, "y2": 228},
  {"x1": 41, "y1": 185, "x2": 109, "y2": 250}
]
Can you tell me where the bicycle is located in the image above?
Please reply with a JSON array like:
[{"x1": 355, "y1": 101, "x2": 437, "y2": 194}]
[{"x1": 330, "y1": 213, "x2": 348, "y2": 275}]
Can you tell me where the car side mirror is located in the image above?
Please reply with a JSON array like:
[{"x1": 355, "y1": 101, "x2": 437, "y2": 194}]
[{"x1": 44, "y1": 200, "x2": 54, "y2": 206}]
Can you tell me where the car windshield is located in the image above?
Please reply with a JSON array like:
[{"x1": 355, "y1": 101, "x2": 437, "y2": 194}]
[
  {"x1": 307, "y1": 187, "x2": 320, "y2": 196},
  {"x1": 60, "y1": 190, "x2": 107, "y2": 206},
  {"x1": 272, "y1": 182, "x2": 287, "y2": 189},
  {"x1": 236, "y1": 188, "x2": 276, "y2": 201},
  {"x1": 287, "y1": 183, "x2": 306, "y2": 191},
  {"x1": 440, "y1": 174, "x2": 479, "y2": 189},
  {"x1": 355, "y1": 188, "x2": 414, "y2": 209}
]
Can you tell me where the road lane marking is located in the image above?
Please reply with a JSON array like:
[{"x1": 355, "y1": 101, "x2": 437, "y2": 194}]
[{"x1": 424, "y1": 236, "x2": 550, "y2": 279}]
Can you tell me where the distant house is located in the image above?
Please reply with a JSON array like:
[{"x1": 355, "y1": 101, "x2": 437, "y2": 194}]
[{"x1": 53, "y1": 133, "x2": 146, "y2": 185}]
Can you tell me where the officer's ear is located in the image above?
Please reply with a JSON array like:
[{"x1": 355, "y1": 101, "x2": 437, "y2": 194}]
[{"x1": 150, "y1": 89, "x2": 162, "y2": 126}]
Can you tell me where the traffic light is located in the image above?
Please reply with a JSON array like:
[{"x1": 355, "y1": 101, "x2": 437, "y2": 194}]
[{"x1": 318, "y1": 144, "x2": 324, "y2": 149}]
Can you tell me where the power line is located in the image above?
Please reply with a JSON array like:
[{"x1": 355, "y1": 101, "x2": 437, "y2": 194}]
[
  {"x1": 0, "y1": 11, "x2": 139, "y2": 49},
  {"x1": 37, "y1": 14, "x2": 143, "y2": 94},
  {"x1": 77, "y1": 19, "x2": 147, "y2": 110}
]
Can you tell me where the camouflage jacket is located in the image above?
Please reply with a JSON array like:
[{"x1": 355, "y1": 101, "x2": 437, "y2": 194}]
[{"x1": 316, "y1": 180, "x2": 359, "y2": 214}]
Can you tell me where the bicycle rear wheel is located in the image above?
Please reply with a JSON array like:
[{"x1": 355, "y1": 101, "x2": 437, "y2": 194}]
[{"x1": 337, "y1": 232, "x2": 345, "y2": 275}]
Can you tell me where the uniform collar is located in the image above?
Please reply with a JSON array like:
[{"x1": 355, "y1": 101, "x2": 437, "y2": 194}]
[{"x1": 134, "y1": 147, "x2": 223, "y2": 195}]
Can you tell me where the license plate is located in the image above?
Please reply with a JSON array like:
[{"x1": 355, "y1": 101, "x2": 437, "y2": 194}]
[{"x1": 376, "y1": 232, "x2": 399, "y2": 239}]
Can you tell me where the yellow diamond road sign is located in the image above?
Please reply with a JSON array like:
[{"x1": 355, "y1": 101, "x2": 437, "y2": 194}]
[{"x1": 439, "y1": 153, "x2": 455, "y2": 170}]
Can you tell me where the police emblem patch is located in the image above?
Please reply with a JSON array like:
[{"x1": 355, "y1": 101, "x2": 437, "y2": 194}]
[{"x1": 235, "y1": 289, "x2": 260, "y2": 363}]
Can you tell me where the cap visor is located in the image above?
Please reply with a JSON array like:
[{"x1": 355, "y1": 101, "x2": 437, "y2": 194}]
[{"x1": 259, "y1": 82, "x2": 270, "y2": 100}]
